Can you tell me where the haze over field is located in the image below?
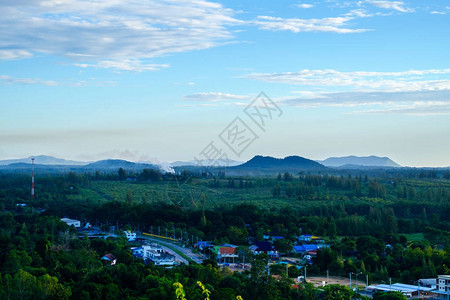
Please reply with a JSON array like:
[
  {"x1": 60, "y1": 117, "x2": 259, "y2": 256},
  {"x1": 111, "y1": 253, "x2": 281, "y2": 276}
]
[{"x1": 0, "y1": 0, "x2": 449, "y2": 167}]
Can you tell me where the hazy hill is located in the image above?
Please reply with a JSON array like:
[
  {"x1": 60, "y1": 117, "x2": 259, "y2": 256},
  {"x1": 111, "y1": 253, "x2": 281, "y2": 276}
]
[
  {"x1": 318, "y1": 155, "x2": 401, "y2": 168},
  {"x1": 0, "y1": 155, "x2": 87, "y2": 166},
  {"x1": 83, "y1": 159, "x2": 158, "y2": 170},
  {"x1": 171, "y1": 159, "x2": 242, "y2": 167},
  {"x1": 0, "y1": 159, "x2": 161, "y2": 173},
  {"x1": 227, "y1": 155, "x2": 326, "y2": 175}
]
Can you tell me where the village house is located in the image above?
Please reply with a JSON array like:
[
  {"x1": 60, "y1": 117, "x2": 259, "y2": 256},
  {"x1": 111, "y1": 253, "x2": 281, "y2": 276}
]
[
  {"x1": 61, "y1": 218, "x2": 81, "y2": 228},
  {"x1": 249, "y1": 241, "x2": 279, "y2": 259},
  {"x1": 142, "y1": 243, "x2": 176, "y2": 266}
]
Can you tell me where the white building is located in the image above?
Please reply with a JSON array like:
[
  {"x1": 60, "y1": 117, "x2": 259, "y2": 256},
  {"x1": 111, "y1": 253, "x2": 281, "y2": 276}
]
[
  {"x1": 61, "y1": 218, "x2": 81, "y2": 228},
  {"x1": 366, "y1": 283, "x2": 434, "y2": 298},
  {"x1": 436, "y1": 275, "x2": 450, "y2": 299},
  {"x1": 142, "y1": 243, "x2": 175, "y2": 266},
  {"x1": 124, "y1": 231, "x2": 136, "y2": 241}
]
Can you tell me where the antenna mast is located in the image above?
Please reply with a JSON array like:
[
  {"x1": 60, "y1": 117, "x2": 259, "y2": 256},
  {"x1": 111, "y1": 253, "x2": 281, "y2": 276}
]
[{"x1": 31, "y1": 157, "x2": 35, "y2": 199}]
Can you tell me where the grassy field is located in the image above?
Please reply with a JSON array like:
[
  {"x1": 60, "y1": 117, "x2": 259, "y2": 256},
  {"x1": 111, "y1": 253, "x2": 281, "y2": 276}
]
[
  {"x1": 64, "y1": 177, "x2": 448, "y2": 214},
  {"x1": 402, "y1": 233, "x2": 425, "y2": 242}
]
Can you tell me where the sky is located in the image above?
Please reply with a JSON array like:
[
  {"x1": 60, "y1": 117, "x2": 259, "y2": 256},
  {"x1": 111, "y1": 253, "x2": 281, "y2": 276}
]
[{"x1": 0, "y1": 0, "x2": 449, "y2": 167}]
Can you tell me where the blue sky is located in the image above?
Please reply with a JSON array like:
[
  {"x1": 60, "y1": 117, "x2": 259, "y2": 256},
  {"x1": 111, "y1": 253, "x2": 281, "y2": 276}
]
[{"x1": 0, "y1": 0, "x2": 449, "y2": 167}]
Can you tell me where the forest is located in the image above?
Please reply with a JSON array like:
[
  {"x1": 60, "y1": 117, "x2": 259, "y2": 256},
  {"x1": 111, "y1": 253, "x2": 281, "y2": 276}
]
[{"x1": 0, "y1": 167, "x2": 449, "y2": 299}]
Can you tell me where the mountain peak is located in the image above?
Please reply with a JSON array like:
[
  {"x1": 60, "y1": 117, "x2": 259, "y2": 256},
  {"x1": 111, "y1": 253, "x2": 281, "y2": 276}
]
[
  {"x1": 318, "y1": 155, "x2": 401, "y2": 168},
  {"x1": 236, "y1": 155, "x2": 325, "y2": 171}
]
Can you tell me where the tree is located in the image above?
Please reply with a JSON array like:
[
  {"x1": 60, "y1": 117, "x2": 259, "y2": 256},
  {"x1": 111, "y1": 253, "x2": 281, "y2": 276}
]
[
  {"x1": 118, "y1": 168, "x2": 126, "y2": 180},
  {"x1": 272, "y1": 183, "x2": 281, "y2": 197},
  {"x1": 37, "y1": 274, "x2": 71, "y2": 300},
  {"x1": 285, "y1": 183, "x2": 294, "y2": 197},
  {"x1": 2, "y1": 250, "x2": 32, "y2": 273},
  {"x1": 3, "y1": 269, "x2": 37, "y2": 300},
  {"x1": 327, "y1": 217, "x2": 337, "y2": 240},
  {"x1": 274, "y1": 239, "x2": 293, "y2": 255},
  {"x1": 323, "y1": 284, "x2": 353, "y2": 300},
  {"x1": 283, "y1": 172, "x2": 293, "y2": 181},
  {"x1": 126, "y1": 190, "x2": 133, "y2": 205},
  {"x1": 373, "y1": 291, "x2": 406, "y2": 300}
]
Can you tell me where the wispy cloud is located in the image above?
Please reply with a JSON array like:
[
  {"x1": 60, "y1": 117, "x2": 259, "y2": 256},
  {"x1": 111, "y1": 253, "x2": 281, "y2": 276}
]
[
  {"x1": 356, "y1": 102, "x2": 450, "y2": 116},
  {"x1": 295, "y1": 3, "x2": 314, "y2": 9},
  {"x1": 253, "y1": 15, "x2": 368, "y2": 34},
  {"x1": 365, "y1": 0, "x2": 414, "y2": 13},
  {"x1": 182, "y1": 88, "x2": 450, "y2": 115},
  {"x1": 244, "y1": 69, "x2": 450, "y2": 92},
  {"x1": 281, "y1": 90, "x2": 450, "y2": 115},
  {"x1": 0, "y1": 75, "x2": 60, "y2": 86},
  {"x1": 0, "y1": 50, "x2": 33, "y2": 60},
  {"x1": 75, "y1": 59, "x2": 169, "y2": 72},
  {"x1": 243, "y1": 68, "x2": 450, "y2": 115},
  {"x1": 0, "y1": 0, "x2": 239, "y2": 70},
  {"x1": 0, "y1": 75, "x2": 116, "y2": 87},
  {"x1": 184, "y1": 92, "x2": 251, "y2": 102},
  {"x1": 430, "y1": 11, "x2": 446, "y2": 15}
]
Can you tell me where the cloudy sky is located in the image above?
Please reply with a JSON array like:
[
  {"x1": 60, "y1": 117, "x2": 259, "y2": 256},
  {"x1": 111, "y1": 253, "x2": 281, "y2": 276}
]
[{"x1": 1, "y1": 0, "x2": 449, "y2": 167}]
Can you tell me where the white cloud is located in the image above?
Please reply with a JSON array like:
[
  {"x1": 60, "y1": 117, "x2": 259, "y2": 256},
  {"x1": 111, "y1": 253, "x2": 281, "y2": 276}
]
[
  {"x1": 182, "y1": 88, "x2": 450, "y2": 115},
  {"x1": 253, "y1": 15, "x2": 368, "y2": 34},
  {"x1": 0, "y1": 50, "x2": 33, "y2": 60},
  {"x1": 280, "y1": 90, "x2": 450, "y2": 115},
  {"x1": 345, "y1": 9, "x2": 373, "y2": 18},
  {"x1": 0, "y1": 74, "x2": 116, "y2": 87},
  {"x1": 184, "y1": 92, "x2": 251, "y2": 102},
  {"x1": 356, "y1": 102, "x2": 450, "y2": 115},
  {"x1": 430, "y1": 11, "x2": 446, "y2": 15},
  {"x1": 75, "y1": 59, "x2": 169, "y2": 72},
  {"x1": 0, "y1": 75, "x2": 60, "y2": 86},
  {"x1": 244, "y1": 69, "x2": 450, "y2": 92},
  {"x1": 295, "y1": 3, "x2": 314, "y2": 9},
  {"x1": 0, "y1": 0, "x2": 239, "y2": 70},
  {"x1": 365, "y1": 0, "x2": 414, "y2": 13},
  {"x1": 244, "y1": 68, "x2": 450, "y2": 114}
]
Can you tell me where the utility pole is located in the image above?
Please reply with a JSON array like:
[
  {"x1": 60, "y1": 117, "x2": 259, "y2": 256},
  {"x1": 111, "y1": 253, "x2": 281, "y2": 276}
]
[
  {"x1": 327, "y1": 270, "x2": 329, "y2": 285},
  {"x1": 304, "y1": 265, "x2": 307, "y2": 281},
  {"x1": 349, "y1": 273, "x2": 352, "y2": 289},
  {"x1": 417, "y1": 280, "x2": 420, "y2": 299}
]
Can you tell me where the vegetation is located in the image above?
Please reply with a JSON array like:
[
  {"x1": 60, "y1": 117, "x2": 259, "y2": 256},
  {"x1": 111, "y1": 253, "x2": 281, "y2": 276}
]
[{"x1": 0, "y1": 167, "x2": 449, "y2": 299}]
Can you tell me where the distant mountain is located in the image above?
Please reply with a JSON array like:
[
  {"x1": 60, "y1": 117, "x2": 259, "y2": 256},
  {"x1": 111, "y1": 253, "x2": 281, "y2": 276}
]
[
  {"x1": 171, "y1": 159, "x2": 242, "y2": 167},
  {"x1": 229, "y1": 155, "x2": 326, "y2": 175},
  {"x1": 0, "y1": 158, "x2": 162, "y2": 173},
  {"x1": 318, "y1": 156, "x2": 401, "y2": 168},
  {"x1": 0, "y1": 155, "x2": 87, "y2": 166},
  {"x1": 83, "y1": 159, "x2": 158, "y2": 170}
]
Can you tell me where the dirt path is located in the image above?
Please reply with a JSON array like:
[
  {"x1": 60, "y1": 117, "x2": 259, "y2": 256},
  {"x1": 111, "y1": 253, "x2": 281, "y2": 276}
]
[{"x1": 306, "y1": 276, "x2": 366, "y2": 288}]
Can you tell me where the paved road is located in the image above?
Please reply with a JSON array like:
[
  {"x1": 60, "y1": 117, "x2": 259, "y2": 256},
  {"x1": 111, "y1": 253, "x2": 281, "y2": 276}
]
[{"x1": 140, "y1": 235, "x2": 205, "y2": 264}]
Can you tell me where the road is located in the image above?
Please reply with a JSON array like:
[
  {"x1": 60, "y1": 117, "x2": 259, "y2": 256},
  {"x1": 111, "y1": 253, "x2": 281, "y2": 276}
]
[{"x1": 139, "y1": 235, "x2": 205, "y2": 264}]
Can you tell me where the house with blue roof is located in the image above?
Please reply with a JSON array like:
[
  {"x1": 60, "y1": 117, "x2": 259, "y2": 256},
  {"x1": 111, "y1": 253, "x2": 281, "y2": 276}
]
[{"x1": 196, "y1": 241, "x2": 213, "y2": 250}]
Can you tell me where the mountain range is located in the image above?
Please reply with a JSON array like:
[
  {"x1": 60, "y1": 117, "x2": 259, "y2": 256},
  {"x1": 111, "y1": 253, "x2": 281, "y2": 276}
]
[
  {"x1": 0, "y1": 154, "x2": 409, "y2": 175},
  {"x1": 0, "y1": 155, "x2": 88, "y2": 166}
]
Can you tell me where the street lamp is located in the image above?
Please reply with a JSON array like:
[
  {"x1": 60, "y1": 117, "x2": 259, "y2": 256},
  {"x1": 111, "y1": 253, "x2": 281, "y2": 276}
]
[{"x1": 351, "y1": 272, "x2": 362, "y2": 292}]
